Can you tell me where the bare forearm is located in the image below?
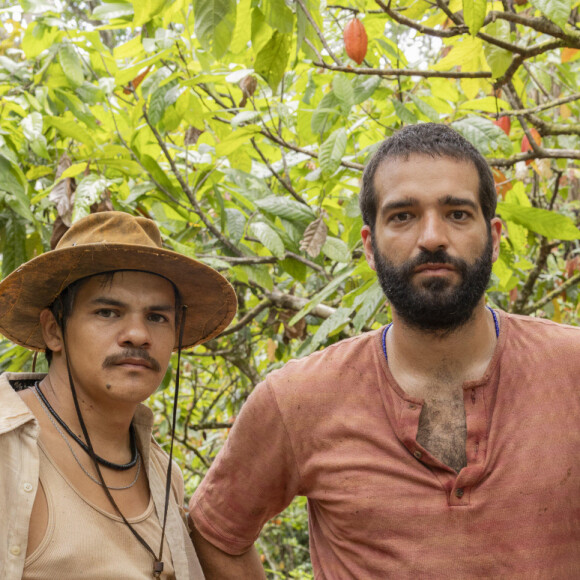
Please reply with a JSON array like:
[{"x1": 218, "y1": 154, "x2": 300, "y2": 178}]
[{"x1": 190, "y1": 520, "x2": 266, "y2": 580}]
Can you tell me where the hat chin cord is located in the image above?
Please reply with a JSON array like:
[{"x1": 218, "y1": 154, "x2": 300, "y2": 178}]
[{"x1": 59, "y1": 304, "x2": 188, "y2": 578}]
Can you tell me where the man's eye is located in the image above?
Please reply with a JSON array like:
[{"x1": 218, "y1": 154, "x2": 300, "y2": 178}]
[
  {"x1": 391, "y1": 212, "x2": 412, "y2": 223},
  {"x1": 450, "y1": 210, "x2": 468, "y2": 220},
  {"x1": 148, "y1": 313, "x2": 168, "y2": 323},
  {"x1": 96, "y1": 309, "x2": 117, "y2": 318}
]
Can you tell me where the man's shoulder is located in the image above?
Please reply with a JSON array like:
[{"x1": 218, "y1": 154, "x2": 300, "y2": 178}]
[
  {"x1": 504, "y1": 311, "x2": 580, "y2": 342},
  {"x1": 265, "y1": 328, "x2": 384, "y2": 393}
]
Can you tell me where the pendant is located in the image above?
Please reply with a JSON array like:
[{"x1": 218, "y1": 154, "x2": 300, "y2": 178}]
[{"x1": 153, "y1": 560, "x2": 164, "y2": 577}]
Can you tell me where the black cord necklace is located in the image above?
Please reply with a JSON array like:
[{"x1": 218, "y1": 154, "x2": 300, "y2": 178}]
[{"x1": 34, "y1": 381, "x2": 138, "y2": 471}]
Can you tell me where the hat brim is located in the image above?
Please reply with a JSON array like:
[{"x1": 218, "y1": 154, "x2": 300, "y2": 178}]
[{"x1": 0, "y1": 243, "x2": 237, "y2": 351}]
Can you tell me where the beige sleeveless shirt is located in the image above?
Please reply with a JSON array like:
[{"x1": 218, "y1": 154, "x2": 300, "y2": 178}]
[{"x1": 23, "y1": 441, "x2": 178, "y2": 579}]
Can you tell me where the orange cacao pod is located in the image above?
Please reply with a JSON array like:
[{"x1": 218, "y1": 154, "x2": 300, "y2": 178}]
[{"x1": 344, "y1": 18, "x2": 367, "y2": 65}]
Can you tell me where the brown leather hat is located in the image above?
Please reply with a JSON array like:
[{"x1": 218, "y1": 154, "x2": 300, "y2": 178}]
[{"x1": 0, "y1": 211, "x2": 237, "y2": 350}]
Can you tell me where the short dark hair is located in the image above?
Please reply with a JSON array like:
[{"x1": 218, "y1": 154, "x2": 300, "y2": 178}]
[
  {"x1": 359, "y1": 123, "x2": 497, "y2": 231},
  {"x1": 44, "y1": 271, "x2": 181, "y2": 364}
]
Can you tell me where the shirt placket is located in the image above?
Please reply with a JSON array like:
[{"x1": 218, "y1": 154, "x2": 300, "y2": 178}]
[{"x1": 398, "y1": 382, "x2": 489, "y2": 507}]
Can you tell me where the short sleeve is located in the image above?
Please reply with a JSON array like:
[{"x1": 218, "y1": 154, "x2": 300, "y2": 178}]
[{"x1": 189, "y1": 379, "x2": 302, "y2": 555}]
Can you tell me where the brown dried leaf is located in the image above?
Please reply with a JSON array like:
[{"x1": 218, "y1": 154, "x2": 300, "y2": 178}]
[
  {"x1": 299, "y1": 216, "x2": 328, "y2": 258},
  {"x1": 239, "y1": 75, "x2": 258, "y2": 107},
  {"x1": 50, "y1": 216, "x2": 69, "y2": 249},
  {"x1": 185, "y1": 126, "x2": 203, "y2": 146},
  {"x1": 278, "y1": 309, "x2": 307, "y2": 343},
  {"x1": 49, "y1": 154, "x2": 76, "y2": 226}
]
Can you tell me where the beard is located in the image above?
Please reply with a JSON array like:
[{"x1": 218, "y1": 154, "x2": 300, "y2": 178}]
[{"x1": 372, "y1": 233, "x2": 493, "y2": 333}]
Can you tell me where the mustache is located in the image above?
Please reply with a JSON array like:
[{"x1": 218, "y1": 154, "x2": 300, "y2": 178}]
[
  {"x1": 102, "y1": 349, "x2": 161, "y2": 372},
  {"x1": 403, "y1": 249, "x2": 468, "y2": 274}
]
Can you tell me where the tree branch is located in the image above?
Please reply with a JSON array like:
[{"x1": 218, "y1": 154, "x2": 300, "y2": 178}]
[
  {"x1": 510, "y1": 238, "x2": 555, "y2": 313},
  {"x1": 251, "y1": 138, "x2": 308, "y2": 205},
  {"x1": 141, "y1": 104, "x2": 244, "y2": 256},
  {"x1": 266, "y1": 288, "x2": 336, "y2": 319},
  {"x1": 313, "y1": 60, "x2": 492, "y2": 79},
  {"x1": 295, "y1": 0, "x2": 343, "y2": 65},
  {"x1": 522, "y1": 272, "x2": 580, "y2": 315},
  {"x1": 188, "y1": 422, "x2": 233, "y2": 430},
  {"x1": 220, "y1": 299, "x2": 271, "y2": 336}
]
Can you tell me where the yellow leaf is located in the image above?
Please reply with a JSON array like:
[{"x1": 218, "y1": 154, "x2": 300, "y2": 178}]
[
  {"x1": 560, "y1": 104, "x2": 571, "y2": 119},
  {"x1": 267, "y1": 338, "x2": 277, "y2": 362},
  {"x1": 552, "y1": 299, "x2": 562, "y2": 324},
  {"x1": 561, "y1": 48, "x2": 580, "y2": 63}
]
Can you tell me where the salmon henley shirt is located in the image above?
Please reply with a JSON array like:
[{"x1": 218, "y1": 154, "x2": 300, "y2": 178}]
[{"x1": 190, "y1": 310, "x2": 580, "y2": 578}]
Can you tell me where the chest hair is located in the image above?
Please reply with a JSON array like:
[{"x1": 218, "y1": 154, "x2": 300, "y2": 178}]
[{"x1": 416, "y1": 389, "x2": 467, "y2": 473}]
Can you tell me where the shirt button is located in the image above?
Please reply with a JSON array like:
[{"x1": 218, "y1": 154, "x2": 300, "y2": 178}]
[
  {"x1": 23, "y1": 482, "x2": 33, "y2": 492},
  {"x1": 10, "y1": 545, "x2": 21, "y2": 556},
  {"x1": 413, "y1": 450, "x2": 422, "y2": 459},
  {"x1": 455, "y1": 488, "x2": 465, "y2": 498}
]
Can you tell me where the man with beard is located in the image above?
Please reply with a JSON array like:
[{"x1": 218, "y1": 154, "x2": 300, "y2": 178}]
[{"x1": 189, "y1": 124, "x2": 580, "y2": 578}]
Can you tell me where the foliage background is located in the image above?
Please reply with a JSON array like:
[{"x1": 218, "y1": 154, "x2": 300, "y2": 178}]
[{"x1": 1, "y1": 0, "x2": 579, "y2": 576}]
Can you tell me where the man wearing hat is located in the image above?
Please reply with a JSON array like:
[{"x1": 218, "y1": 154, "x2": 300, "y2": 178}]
[{"x1": 0, "y1": 211, "x2": 237, "y2": 579}]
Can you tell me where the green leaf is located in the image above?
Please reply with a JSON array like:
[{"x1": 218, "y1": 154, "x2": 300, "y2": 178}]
[
  {"x1": 322, "y1": 236, "x2": 350, "y2": 263},
  {"x1": 22, "y1": 22, "x2": 61, "y2": 59},
  {"x1": 58, "y1": 43, "x2": 84, "y2": 88},
  {"x1": 393, "y1": 99, "x2": 418, "y2": 124},
  {"x1": 193, "y1": 0, "x2": 237, "y2": 58},
  {"x1": 452, "y1": 117, "x2": 512, "y2": 156},
  {"x1": 0, "y1": 155, "x2": 34, "y2": 222},
  {"x1": 288, "y1": 267, "x2": 353, "y2": 326},
  {"x1": 216, "y1": 126, "x2": 261, "y2": 156},
  {"x1": 225, "y1": 208, "x2": 246, "y2": 243},
  {"x1": 311, "y1": 91, "x2": 340, "y2": 135},
  {"x1": 463, "y1": 0, "x2": 487, "y2": 35},
  {"x1": 409, "y1": 94, "x2": 440, "y2": 122},
  {"x1": 22, "y1": 112, "x2": 49, "y2": 159},
  {"x1": 530, "y1": 0, "x2": 574, "y2": 29},
  {"x1": 333, "y1": 75, "x2": 354, "y2": 114},
  {"x1": 352, "y1": 76, "x2": 381, "y2": 105},
  {"x1": 496, "y1": 203, "x2": 580, "y2": 241},
  {"x1": 483, "y1": 20, "x2": 512, "y2": 78},
  {"x1": 240, "y1": 264, "x2": 273, "y2": 290},
  {"x1": 280, "y1": 257, "x2": 306, "y2": 283},
  {"x1": 352, "y1": 282, "x2": 385, "y2": 333},
  {"x1": 254, "y1": 31, "x2": 291, "y2": 91},
  {"x1": 72, "y1": 174, "x2": 110, "y2": 222},
  {"x1": 91, "y1": 2, "x2": 134, "y2": 21},
  {"x1": 45, "y1": 116, "x2": 95, "y2": 149},
  {"x1": 255, "y1": 196, "x2": 315, "y2": 225},
  {"x1": 250, "y1": 221, "x2": 285, "y2": 258},
  {"x1": 320, "y1": 128, "x2": 347, "y2": 177},
  {"x1": 1, "y1": 217, "x2": 27, "y2": 278},
  {"x1": 308, "y1": 307, "x2": 354, "y2": 352},
  {"x1": 148, "y1": 84, "x2": 169, "y2": 126},
  {"x1": 132, "y1": 0, "x2": 165, "y2": 27},
  {"x1": 262, "y1": 0, "x2": 294, "y2": 33},
  {"x1": 20, "y1": 0, "x2": 55, "y2": 13},
  {"x1": 140, "y1": 154, "x2": 179, "y2": 195}
]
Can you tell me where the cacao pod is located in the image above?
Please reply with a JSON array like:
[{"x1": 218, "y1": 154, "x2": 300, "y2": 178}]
[
  {"x1": 521, "y1": 128, "x2": 541, "y2": 164},
  {"x1": 344, "y1": 18, "x2": 367, "y2": 65},
  {"x1": 493, "y1": 116, "x2": 511, "y2": 135}
]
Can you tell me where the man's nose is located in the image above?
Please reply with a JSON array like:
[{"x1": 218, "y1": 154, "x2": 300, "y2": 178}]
[
  {"x1": 119, "y1": 316, "x2": 151, "y2": 347},
  {"x1": 417, "y1": 213, "x2": 449, "y2": 253}
]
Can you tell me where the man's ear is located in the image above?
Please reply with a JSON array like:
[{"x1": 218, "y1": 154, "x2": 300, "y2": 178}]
[
  {"x1": 361, "y1": 225, "x2": 377, "y2": 271},
  {"x1": 490, "y1": 217, "x2": 502, "y2": 263},
  {"x1": 40, "y1": 309, "x2": 63, "y2": 353}
]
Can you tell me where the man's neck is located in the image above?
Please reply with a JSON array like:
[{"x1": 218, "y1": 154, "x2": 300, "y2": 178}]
[
  {"x1": 386, "y1": 300, "x2": 498, "y2": 393},
  {"x1": 40, "y1": 366, "x2": 136, "y2": 461}
]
